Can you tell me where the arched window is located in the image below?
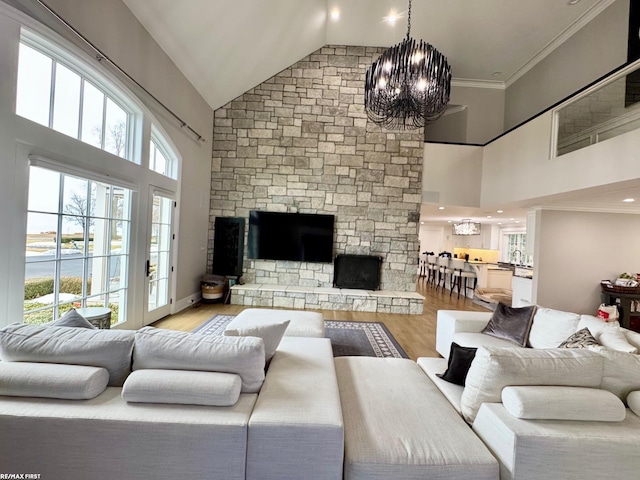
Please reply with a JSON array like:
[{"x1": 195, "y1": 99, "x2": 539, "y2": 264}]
[
  {"x1": 16, "y1": 29, "x2": 135, "y2": 161},
  {"x1": 150, "y1": 126, "x2": 178, "y2": 179}
]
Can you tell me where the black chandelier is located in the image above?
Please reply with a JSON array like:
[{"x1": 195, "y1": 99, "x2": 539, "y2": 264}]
[{"x1": 364, "y1": 0, "x2": 452, "y2": 130}]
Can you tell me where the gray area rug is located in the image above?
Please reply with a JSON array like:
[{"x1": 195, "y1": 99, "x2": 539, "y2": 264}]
[{"x1": 193, "y1": 314, "x2": 409, "y2": 359}]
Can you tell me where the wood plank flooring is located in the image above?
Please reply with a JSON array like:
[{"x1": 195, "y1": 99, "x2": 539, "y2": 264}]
[{"x1": 152, "y1": 277, "x2": 490, "y2": 360}]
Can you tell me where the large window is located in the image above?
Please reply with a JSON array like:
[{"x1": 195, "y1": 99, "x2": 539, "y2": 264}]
[
  {"x1": 24, "y1": 166, "x2": 131, "y2": 325},
  {"x1": 16, "y1": 39, "x2": 131, "y2": 160},
  {"x1": 504, "y1": 233, "x2": 527, "y2": 264}
]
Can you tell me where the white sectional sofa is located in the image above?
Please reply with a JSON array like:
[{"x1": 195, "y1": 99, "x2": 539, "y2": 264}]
[
  {"x1": 0, "y1": 322, "x2": 343, "y2": 480},
  {"x1": 420, "y1": 307, "x2": 640, "y2": 480}
]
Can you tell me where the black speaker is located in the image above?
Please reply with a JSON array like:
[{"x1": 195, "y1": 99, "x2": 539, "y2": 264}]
[{"x1": 212, "y1": 217, "x2": 245, "y2": 277}]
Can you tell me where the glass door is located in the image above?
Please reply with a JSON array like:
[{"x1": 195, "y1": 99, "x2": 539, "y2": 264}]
[{"x1": 144, "y1": 190, "x2": 174, "y2": 324}]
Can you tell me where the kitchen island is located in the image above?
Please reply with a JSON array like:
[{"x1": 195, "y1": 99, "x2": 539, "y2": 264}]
[{"x1": 467, "y1": 262, "x2": 513, "y2": 290}]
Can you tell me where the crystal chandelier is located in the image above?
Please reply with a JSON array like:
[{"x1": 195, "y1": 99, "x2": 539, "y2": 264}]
[
  {"x1": 452, "y1": 219, "x2": 481, "y2": 236},
  {"x1": 364, "y1": 0, "x2": 452, "y2": 130}
]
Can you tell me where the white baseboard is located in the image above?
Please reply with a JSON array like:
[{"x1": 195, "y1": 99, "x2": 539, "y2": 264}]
[{"x1": 174, "y1": 291, "x2": 202, "y2": 313}]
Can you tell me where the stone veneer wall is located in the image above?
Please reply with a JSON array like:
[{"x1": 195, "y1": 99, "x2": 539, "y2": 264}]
[{"x1": 208, "y1": 45, "x2": 424, "y2": 293}]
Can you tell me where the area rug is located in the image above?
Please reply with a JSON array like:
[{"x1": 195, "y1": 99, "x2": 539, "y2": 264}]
[{"x1": 193, "y1": 314, "x2": 408, "y2": 359}]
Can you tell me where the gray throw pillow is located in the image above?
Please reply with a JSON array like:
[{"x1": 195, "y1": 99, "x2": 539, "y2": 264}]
[
  {"x1": 481, "y1": 302, "x2": 537, "y2": 347},
  {"x1": 49, "y1": 309, "x2": 97, "y2": 329}
]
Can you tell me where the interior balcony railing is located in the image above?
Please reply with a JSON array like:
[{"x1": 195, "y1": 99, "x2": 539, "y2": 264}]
[{"x1": 553, "y1": 58, "x2": 640, "y2": 157}]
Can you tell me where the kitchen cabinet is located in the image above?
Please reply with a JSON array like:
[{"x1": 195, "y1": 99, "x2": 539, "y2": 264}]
[
  {"x1": 487, "y1": 269, "x2": 513, "y2": 289},
  {"x1": 512, "y1": 276, "x2": 533, "y2": 307}
]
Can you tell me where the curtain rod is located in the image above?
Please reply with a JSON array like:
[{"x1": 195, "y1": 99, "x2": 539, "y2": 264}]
[{"x1": 35, "y1": 0, "x2": 206, "y2": 143}]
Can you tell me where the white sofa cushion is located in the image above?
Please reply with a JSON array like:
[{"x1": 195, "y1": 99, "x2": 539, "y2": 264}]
[
  {"x1": 452, "y1": 331, "x2": 518, "y2": 351},
  {"x1": 122, "y1": 369, "x2": 241, "y2": 406},
  {"x1": 133, "y1": 326, "x2": 265, "y2": 393},
  {"x1": 502, "y1": 386, "x2": 625, "y2": 421},
  {"x1": 627, "y1": 391, "x2": 640, "y2": 417},
  {"x1": 462, "y1": 346, "x2": 604, "y2": 423},
  {"x1": 578, "y1": 315, "x2": 638, "y2": 353},
  {"x1": 623, "y1": 329, "x2": 640, "y2": 350},
  {"x1": 224, "y1": 319, "x2": 289, "y2": 362},
  {"x1": 597, "y1": 348, "x2": 640, "y2": 400},
  {"x1": 528, "y1": 307, "x2": 580, "y2": 348},
  {"x1": 0, "y1": 324, "x2": 134, "y2": 386},
  {"x1": 0, "y1": 362, "x2": 109, "y2": 400}
]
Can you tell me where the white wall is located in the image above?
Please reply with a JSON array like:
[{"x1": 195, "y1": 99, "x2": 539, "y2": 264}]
[
  {"x1": 423, "y1": 143, "x2": 483, "y2": 207},
  {"x1": 504, "y1": 0, "x2": 629, "y2": 130},
  {"x1": 535, "y1": 209, "x2": 640, "y2": 314},
  {"x1": 450, "y1": 85, "x2": 505, "y2": 145},
  {"x1": 481, "y1": 112, "x2": 640, "y2": 207},
  {"x1": 0, "y1": 1, "x2": 213, "y2": 327}
]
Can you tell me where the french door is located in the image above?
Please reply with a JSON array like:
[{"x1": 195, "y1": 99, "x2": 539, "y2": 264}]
[{"x1": 143, "y1": 189, "x2": 174, "y2": 324}]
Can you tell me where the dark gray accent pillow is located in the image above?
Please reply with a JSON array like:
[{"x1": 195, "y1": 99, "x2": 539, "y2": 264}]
[
  {"x1": 481, "y1": 302, "x2": 537, "y2": 347},
  {"x1": 558, "y1": 327, "x2": 601, "y2": 349},
  {"x1": 437, "y1": 342, "x2": 477, "y2": 386},
  {"x1": 49, "y1": 309, "x2": 97, "y2": 329}
]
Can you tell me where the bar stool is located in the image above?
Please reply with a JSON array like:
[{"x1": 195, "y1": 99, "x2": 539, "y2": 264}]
[
  {"x1": 426, "y1": 255, "x2": 439, "y2": 286},
  {"x1": 450, "y1": 260, "x2": 477, "y2": 299},
  {"x1": 436, "y1": 257, "x2": 454, "y2": 292},
  {"x1": 418, "y1": 253, "x2": 428, "y2": 278}
]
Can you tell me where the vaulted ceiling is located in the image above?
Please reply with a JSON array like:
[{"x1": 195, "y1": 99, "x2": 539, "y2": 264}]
[{"x1": 122, "y1": 0, "x2": 612, "y2": 111}]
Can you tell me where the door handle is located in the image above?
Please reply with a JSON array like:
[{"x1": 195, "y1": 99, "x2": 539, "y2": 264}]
[{"x1": 145, "y1": 260, "x2": 150, "y2": 277}]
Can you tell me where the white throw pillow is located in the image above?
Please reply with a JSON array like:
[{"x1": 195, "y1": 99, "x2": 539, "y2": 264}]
[
  {"x1": 527, "y1": 307, "x2": 580, "y2": 349},
  {"x1": 224, "y1": 319, "x2": 290, "y2": 362},
  {"x1": 627, "y1": 391, "x2": 640, "y2": 417},
  {"x1": 578, "y1": 315, "x2": 637, "y2": 353},
  {"x1": 0, "y1": 324, "x2": 135, "y2": 386},
  {"x1": 133, "y1": 326, "x2": 265, "y2": 393},
  {"x1": 502, "y1": 386, "x2": 625, "y2": 422},
  {"x1": 122, "y1": 369, "x2": 242, "y2": 406},
  {"x1": 624, "y1": 329, "x2": 640, "y2": 351},
  {"x1": 0, "y1": 362, "x2": 109, "y2": 400},
  {"x1": 461, "y1": 346, "x2": 604, "y2": 423}
]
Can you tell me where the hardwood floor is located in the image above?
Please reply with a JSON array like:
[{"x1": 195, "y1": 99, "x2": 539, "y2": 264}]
[{"x1": 152, "y1": 277, "x2": 490, "y2": 360}]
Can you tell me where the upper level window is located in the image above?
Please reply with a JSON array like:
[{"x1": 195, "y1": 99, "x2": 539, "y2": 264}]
[
  {"x1": 16, "y1": 33, "x2": 132, "y2": 160},
  {"x1": 150, "y1": 128, "x2": 178, "y2": 179}
]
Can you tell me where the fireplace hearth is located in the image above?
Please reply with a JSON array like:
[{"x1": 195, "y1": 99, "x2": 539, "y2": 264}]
[{"x1": 333, "y1": 254, "x2": 382, "y2": 290}]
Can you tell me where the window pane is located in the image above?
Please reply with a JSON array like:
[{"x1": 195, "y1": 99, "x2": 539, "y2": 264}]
[
  {"x1": 24, "y1": 260, "x2": 55, "y2": 300},
  {"x1": 16, "y1": 43, "x2": 52, "y2": 126},
  {"x1": 28, "y1": 167, "x2": 60, "y2": 213},
  {"x1": 59, "y1": 259, "x2": 85, "y2": 300},
  {"x1": 62, "y1": 175, "x2": 89, "y2": 237},
  {"x1": 81, "y1": 80, "x2": 104, "y2": 148},
  {"x1": 105, "y1": 98, "x2": 128, "y2": 158},
  {"x1": 108, "y1": 255, "x2": 127, "y2": 292},
  {"x1": 23, "y1": 306, "x2": 54, "y2": 325},
  {"x1": 26, "y1": 212, "x2": 58, "y2": 255},
  {"x1": 52, "y1": 63, "x2": 81, "y2": 138}
]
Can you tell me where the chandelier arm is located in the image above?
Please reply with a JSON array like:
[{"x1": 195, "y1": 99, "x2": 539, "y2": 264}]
[{"x1": 406, "y1": 0, "x2": 412, "y2": 41}]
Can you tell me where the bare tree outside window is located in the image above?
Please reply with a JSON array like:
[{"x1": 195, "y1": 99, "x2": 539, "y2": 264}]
[
  {"x1": 63, "y1": 192, "x2": 94, "y2": 233},
  {"x1": 93, "y1": 120, "x2": 127, "y2": 157}
]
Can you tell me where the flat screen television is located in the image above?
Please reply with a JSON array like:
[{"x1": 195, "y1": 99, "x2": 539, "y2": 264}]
[{"x1": 247, "y1": 210, "x2": 334, "y2": 263}]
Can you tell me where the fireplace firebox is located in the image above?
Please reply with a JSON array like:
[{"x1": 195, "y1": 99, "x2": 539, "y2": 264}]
[{"x1": 333, "y1": 254, "x2": 382, "y2": 290}]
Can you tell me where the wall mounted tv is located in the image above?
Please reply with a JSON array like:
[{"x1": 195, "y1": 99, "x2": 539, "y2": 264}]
[{"x1": 247, "y1": 210, "x2": 335, "y2": 263}]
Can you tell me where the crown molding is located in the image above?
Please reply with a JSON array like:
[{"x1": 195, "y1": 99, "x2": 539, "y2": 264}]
[
  {"x1": 451, "y1": 78, "x2": 506, "y2": 90},
  {"x1": 536, "y1": 204, "x2": 640, "y2": 215},
  {"x1": 504, "y1": 0, "x2": 617, "y2": 88}
]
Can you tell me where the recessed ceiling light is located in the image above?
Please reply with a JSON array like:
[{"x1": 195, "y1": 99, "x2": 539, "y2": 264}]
[
  {"x1": 497, "y1": 222, "x2": 502, "y2": 225},
  {"x1": 623, "y1": 198, "x2": 635, "y2": 203},
  {"x1": 492, "y1": 71, "x2": 502, "y2": 77},
  {"x1": 386, "y1": 11, "x2": 398, "y2": 25},
  {"x1": 486, "y1": 215, "x2": 492, "y2": 218},
  {"x1": 568, "y1": 0, "x2": 580, "y2": 5},
  {"x1": 509, "y1": 218, "x2": 515, "y2": 221},
  {"x1": 420, "y1": 221, "x2": 424, "y2": 225},
  {"x1": 330, "y1": 9, "x2": 340, "y2": 20},
  {"x1": 515, "y1": 221, "x2": 520, "y2": 224},
  {"x1": 497, "y1": 210, "x2": 503, "y2": 213},
  {"x1": 438, "y1": 206, "x2": 445, "y2": 210},
  {"x1": 447, "y1": 220, "x2": 452, "y2": 223}
]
